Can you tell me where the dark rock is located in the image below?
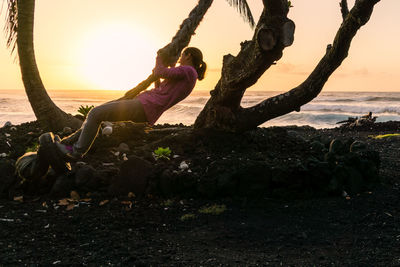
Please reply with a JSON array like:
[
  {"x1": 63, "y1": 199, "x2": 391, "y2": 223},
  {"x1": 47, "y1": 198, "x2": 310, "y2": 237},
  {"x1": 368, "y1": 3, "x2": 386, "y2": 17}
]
[
  {"x1": 306, "y1": 161, "x2": 332, "y2": 192},
  {"x1": 329, "y1": 139, "x2": 347, "y2": 154},
  {"x1": 324, "y1": 151, "x2": 336, "y2": 164},
  {"x1": 3, "y1": 121, "x2": 12, "y2": 127},
  {"x1": 50, "y1": 173, "x2": 74, "y2": 197},
  {"x1": 75, "y1": 165, "x2": 96, "y2": 189},
  {"x1": 202, "y1": 159, "x2": 238, "y2": 196},
  {"x1": 310, "y1": 141, "x2": 325, "y2": 154},
  {"x1": 118, "y1": 143, "x2": 130, "y2": 153},
  {"x1": 236, "y1": 162, "x2": 272, "y2": 196},
  {"x1": 344, "y1": 167, "x2": 364, "y2": 195},
  {"x1": 159, "y1": 169, "x2": 176, "y2": 196},
  {"x1": 358, "y1": 157, "x2": 380, "y2": 184},
  {"x1": 350, "y1": 141, "x2": 367, "y2": 153},
  {"x1": 287, "y1": 130, "x2": 306, "y2": 143},
  {"x1": 0, "y1": 159, "x2": 17, "y2": 196},
  {"x1": 132, "y1": 149, "x2": 155, "y2": 163},
  {"x1": 108, "y1": 156, "x2": 153, "y2": 196},
  {"x1": 93, "y1": 169, "x2": 115, "y2": 188}
]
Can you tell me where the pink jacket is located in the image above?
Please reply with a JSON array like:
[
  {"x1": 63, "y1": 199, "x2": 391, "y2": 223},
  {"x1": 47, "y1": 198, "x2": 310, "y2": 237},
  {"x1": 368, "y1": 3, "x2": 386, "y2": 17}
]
[{"x1": 136, "y1": 56, "x2": 198, "y2": 125}]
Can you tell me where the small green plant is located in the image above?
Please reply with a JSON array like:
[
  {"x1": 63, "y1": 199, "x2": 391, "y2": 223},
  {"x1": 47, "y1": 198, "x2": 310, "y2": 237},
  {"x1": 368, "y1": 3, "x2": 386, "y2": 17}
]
[
  {"x1": 199, "y1": 204, "x2": 227, "y2": 215},
  {"x1": 25, "y1": 141, "x2": 39, "y2": 153},
  {"x1": 153, "y1": 147, "x2": 172, "y2": 160},
  {"x1": 162, "y1": 199, "x2": 174, "y2": 207},
  {"x1": 180, "y1": 213, "x2": 196, "y2": 221},
  {"x1": 77, "y1": 105, "x2": 94, "y2": 119},
  {"x1": 288, "y1": 0, "x2": 293, "y2": 8}
]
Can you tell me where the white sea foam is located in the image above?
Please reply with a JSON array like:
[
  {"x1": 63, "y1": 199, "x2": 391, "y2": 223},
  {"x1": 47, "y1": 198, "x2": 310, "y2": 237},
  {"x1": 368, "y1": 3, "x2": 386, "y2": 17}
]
[{"x1": 1, "y1": 89, "x2": 400, "y2": 129}]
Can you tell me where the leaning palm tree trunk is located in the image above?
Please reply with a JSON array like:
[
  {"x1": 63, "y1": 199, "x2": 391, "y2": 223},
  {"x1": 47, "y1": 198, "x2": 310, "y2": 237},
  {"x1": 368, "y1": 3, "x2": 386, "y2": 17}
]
[
  {"x1": 119, "y1": 0, "x2": 214, "y2": 100},
  {"x1": 13, "y1": 0, "x2": 82, "y2": 131}
]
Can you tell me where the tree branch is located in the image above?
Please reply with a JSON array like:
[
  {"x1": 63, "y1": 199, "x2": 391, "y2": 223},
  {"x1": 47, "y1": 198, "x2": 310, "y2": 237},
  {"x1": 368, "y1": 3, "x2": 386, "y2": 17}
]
[
  {"x1": 340, "y1": 0, "x2": 349, "y2": 21},
  {"x1": 208, "y1": 0, "x2": 293, "y2": 108},
  {"x1": 238, "y1": 0, "x2": 380, "y2": 131}
]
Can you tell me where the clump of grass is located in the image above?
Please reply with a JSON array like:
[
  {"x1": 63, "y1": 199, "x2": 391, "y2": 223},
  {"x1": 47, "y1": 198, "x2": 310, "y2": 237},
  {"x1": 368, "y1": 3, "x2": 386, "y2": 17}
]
[
  {"x1": 180, "y1": 213, "x2": 196, "y2": 221},
  {"x1": 198, "y1": 204, "x2": 226, "y2": 215},
  {"x1": 77, "y1": 105, "x2": 94, "y2": 119},
  {"x1": 370, "y1": 133, "x2": 400, "y2": 139},
  {"x1": 162, "y1": 199, "x2": 174, "y2": 207},
  {"x1": 25, "y1": 141, "x2": 39, "y2": 153}
]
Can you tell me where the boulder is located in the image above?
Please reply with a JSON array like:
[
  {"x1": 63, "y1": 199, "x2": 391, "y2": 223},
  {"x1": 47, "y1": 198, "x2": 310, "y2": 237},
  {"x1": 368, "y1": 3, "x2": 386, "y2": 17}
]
[
  {"x1": 75, "y1": 164, "x2": 96, "y2": 189},
  {"x1": 350, "y1": 141, "x2": 367, "y2": 153},
  {"x1": 108, "y1": 156, "x2": 153, "y2": 196},
  {"x1": 50, "y1": 173, "x2": 74, "y2": 197},
  {"x1": 118, "y1": 143, "x2": 130, "y2": 153},
  {"x1": 3, "y1": 121, "x2": 12, "y2": 127},
  {"x1": 329, "y1": 139, "x2": 346, "y2": 154}
]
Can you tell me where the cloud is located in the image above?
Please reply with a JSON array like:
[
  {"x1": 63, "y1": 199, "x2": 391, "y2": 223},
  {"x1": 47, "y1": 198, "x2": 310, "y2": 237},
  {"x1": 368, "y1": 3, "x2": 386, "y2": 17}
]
[
  {"x1": 335, "y1": 67, "x2": 370, "y2": 78},
  {"x1": 275, "y1": 63, "x2": 309, "y2": 76}
]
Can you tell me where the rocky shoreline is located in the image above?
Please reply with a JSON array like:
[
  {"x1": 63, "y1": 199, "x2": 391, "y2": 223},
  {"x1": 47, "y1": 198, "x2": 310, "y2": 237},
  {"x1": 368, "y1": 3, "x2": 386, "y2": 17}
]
[
  {"x1": 1, "y1": 121, "x2": 396, "y2": 199},
  {"x1": 1, "y1": 120, "x2": 400, "y2": 265}
]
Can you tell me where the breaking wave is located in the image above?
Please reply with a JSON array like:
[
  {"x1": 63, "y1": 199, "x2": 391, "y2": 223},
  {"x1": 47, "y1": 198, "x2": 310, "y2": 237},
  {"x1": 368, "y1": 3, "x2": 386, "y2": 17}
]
[{"x1": 2, "y1": 90, "x2": 400, "y2": 129}]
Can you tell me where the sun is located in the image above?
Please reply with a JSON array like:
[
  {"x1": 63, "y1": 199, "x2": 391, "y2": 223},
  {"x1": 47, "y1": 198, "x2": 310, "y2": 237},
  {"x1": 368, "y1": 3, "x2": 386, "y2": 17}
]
[{"x1": 79, "y1": 22, "x2": 158, "y2": 91}]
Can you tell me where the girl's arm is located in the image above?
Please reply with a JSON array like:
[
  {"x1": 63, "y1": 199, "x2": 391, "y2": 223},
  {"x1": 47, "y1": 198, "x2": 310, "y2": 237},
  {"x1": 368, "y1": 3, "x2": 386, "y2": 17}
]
[{"x1": 152, "y1": 56, "x2": 186, "y2": 80}]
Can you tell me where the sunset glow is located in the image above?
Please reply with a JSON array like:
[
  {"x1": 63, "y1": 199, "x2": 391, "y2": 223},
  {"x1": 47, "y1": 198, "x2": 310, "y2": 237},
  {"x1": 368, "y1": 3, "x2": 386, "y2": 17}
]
[
  {"x1": 79, "y1": 23, "x2": 158, "y2": 90},
  {"x1": 0, "y1": 0, "x2": 399, "y2": 92}
]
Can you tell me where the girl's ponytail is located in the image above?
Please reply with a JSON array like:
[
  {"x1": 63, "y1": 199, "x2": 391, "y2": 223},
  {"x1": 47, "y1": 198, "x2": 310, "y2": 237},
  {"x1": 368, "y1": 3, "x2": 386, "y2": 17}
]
[{"x1": 196, "y1": 60, "x2": 207, "y2": 81}]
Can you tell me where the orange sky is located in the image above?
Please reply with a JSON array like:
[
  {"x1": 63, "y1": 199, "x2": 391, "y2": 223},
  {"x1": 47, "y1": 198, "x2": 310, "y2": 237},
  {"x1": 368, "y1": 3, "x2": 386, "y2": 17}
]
[{"x1": 0, "y1": 0, "x2": 399, "y2": 92}]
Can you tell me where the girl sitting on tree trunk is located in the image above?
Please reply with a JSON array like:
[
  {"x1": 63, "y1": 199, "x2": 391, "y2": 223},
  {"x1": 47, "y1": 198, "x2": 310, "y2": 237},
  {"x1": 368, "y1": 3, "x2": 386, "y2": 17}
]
[{"x1": 52, "y1": 47, "x2": 207, "y2": 162}]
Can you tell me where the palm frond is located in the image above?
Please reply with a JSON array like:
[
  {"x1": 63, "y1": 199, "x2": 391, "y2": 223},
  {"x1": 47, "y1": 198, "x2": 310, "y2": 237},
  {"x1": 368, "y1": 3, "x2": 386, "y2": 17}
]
[
  {"x1": 226, "y1": 0, "x2": 255, "y2": 28},
  {"x1": 3, "y1": 0, "x2": 18, "y2": 54}
]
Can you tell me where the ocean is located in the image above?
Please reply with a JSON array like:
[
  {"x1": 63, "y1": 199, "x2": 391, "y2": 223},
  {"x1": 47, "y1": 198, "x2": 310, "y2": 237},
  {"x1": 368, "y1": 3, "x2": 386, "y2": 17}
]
[{"x1": 1, "y1": 89, "x2": 400, "y2": 129}]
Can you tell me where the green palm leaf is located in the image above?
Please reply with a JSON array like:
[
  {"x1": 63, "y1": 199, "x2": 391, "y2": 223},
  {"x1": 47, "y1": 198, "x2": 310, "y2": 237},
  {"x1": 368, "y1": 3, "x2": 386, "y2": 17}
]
[
  {"x1": 3, "y1": 0, "x2": 18, "y2": 54},
  {"x1": 226, "y1": 0, "x2": 255, "y2": 28}
]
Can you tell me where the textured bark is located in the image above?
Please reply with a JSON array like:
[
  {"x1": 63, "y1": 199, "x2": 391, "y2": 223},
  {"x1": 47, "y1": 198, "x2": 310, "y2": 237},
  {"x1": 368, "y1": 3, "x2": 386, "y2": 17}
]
[
  {"x1": 17, "y1": 0, "x2": 82, "y2": 131},
  {"x1": 195, "y1": 0, "x2": 380, "y2": 132},
  {"x1": 120, "y1": 0, "x2": 213, "y2": 100},
  {"x1": 195, "y1": 0, "x2": 293, "y2": 131}
]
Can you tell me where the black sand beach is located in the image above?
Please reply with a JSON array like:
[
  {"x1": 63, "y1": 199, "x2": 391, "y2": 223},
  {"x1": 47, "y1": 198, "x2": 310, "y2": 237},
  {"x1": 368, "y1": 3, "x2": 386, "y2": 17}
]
[{"x1": 1, "y1": 121, "x2": 400, "y2": 265}]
